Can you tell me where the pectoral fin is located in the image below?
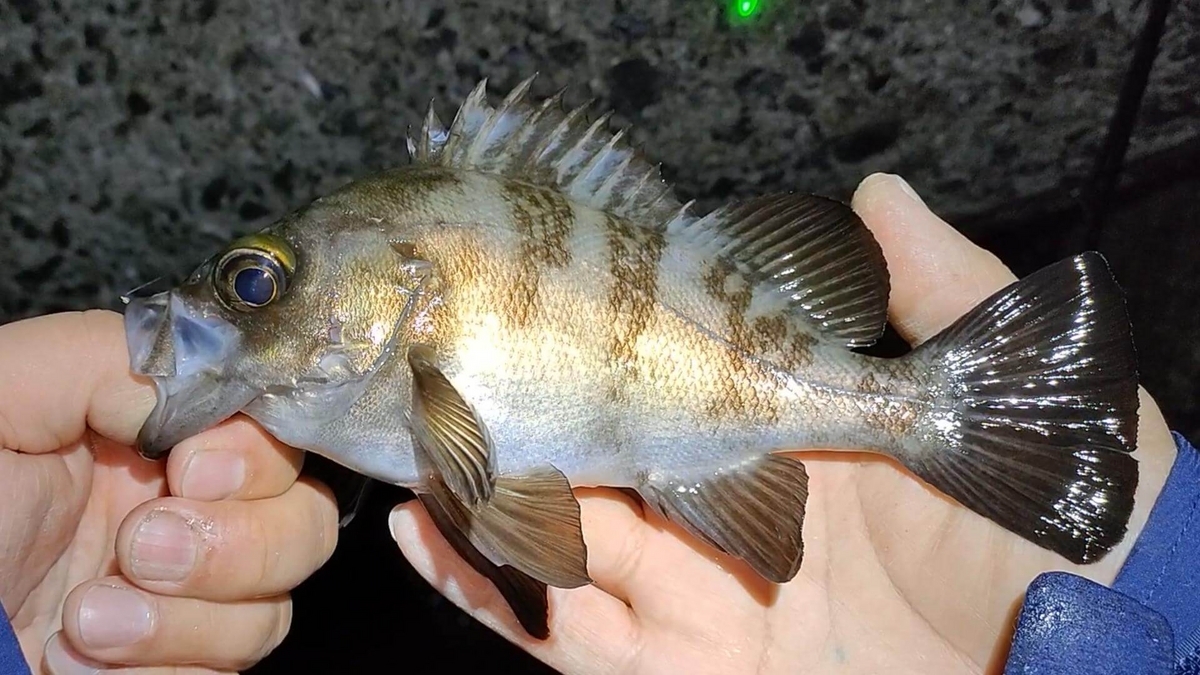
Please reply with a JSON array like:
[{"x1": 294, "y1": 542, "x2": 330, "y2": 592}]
[
  {"x1": 417, "y1": 479, "x2": 551, "y2": 639},
  {"x1": 641, "y1": 455, "x2": 809, "y2": 583},
  {"x1": 406, "y1": 346, "x2": 591, "y2": 596},
  {"x1": 407, "y1": 345, "x2": 496, "y2": 505}
]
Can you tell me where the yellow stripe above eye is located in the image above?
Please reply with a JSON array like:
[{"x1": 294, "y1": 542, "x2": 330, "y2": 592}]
[{"x1": 223, "y1": 232, "x2": 297, "y2": 275}]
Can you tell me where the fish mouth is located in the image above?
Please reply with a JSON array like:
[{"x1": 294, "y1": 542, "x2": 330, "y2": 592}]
[{"x1": 124, "y1": 289, "x2": 257, "y2": 460}]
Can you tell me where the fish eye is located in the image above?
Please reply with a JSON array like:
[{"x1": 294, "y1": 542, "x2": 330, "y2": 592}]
[
  {"x1": 213, "y1": 234, "x2": 296, "y2": 311},
  {"x1": 233, "y1": 264, "x2": 277, "y2": 306}
]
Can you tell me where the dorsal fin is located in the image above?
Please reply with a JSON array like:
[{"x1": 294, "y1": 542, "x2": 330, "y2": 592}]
[
  {"x1": 410, "y1": 78, "x2": 890, "y2": 347},
  {"x1": 406, "y1": 75, "x2": 684, "y2": 226},
  {"x1": 669, "y1": 193, "x2": 891, "y2": 348}
]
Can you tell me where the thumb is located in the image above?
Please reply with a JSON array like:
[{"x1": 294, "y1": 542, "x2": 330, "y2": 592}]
[
  {"x1": 850, "y1": 173, "x2": 1017, "y2": 345},
  {"x1": 0, "y1": 310, "x2": 155, "y2": 454}
]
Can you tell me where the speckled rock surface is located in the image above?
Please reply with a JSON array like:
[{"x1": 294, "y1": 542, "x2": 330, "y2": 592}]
[{"x1": 2, "y1": 0, "x2": 1198, "y2": 321}]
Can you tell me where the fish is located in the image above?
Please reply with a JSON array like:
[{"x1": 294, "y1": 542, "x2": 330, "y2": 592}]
[{"x1": 123, "y1": 75, "x2": 1140, "y2": 639}]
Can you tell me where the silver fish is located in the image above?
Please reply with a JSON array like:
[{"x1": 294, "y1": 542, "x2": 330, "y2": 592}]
[{"x1": 124, "y1": 76, "x2": 1140, "y2": 638}]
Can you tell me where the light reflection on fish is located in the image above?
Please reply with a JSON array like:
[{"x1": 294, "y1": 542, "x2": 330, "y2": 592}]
[{"x1": 123, "y1": 76, "x2": 1140, "y2": 638}]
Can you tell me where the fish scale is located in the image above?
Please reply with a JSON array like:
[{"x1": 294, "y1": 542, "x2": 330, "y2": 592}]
[{"x1": 124, "y1": 75, "x2": 1141, "y2": 640}]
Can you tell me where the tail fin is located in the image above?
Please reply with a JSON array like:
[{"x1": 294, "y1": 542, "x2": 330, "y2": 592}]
[{"x1": 904, "y1": 252, "x2": 1139, "y2": 564}]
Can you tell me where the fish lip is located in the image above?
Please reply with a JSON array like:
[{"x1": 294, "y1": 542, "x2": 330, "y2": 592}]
[
  {"x1": 137, "y1": 376, "x2": 176, "y2": 459},
  {"x1": 123, "y1": 289, "x2": 255, "y2": 460},
  {"x1": 134, "y1": 371, "x2": 260, "y2": 460}
]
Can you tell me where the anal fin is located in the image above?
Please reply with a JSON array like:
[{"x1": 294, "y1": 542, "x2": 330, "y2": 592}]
[{"x1": 641, "y1": 455, "x2": 809, "y2": 583}]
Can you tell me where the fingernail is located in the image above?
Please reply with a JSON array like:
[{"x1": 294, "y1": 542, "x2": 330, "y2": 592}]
[
  {"x1": 891, "y1": 174, "x2": 927, "y2": 207},
  {"x1": 180, "y1": 448, "x2": 245, "y2": 500},
  {"x1": 129, "y1": 509, "x2": 198, "y2": 582},
  {"x1": 42, "y1": 632, "x2": 103, "y2": 675},
  {"x1": 77, "y1": 585, "x2": 154, "y2": 649}
]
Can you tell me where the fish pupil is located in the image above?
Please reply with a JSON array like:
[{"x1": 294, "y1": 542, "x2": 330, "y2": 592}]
[{"x1": 234, "y1": 266, "x2": 276, "y2": 306}]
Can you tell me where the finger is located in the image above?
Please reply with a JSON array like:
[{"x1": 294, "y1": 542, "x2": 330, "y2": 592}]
[
  {"x1": 0, "y1": 310, "x2": 155, "y2": 453},
  {"x1": 389, "y1": 501, "x2": 643, "y2": 675},
  {"x1": 572, "y1": 487, "x2": 653, "y2": 600},
  {"x1": 43, "y1": 632, "x2": 234, "y2": 675},
  {"x1": 60, "y1": 578, "x2": 290, "y2": 671},
  {"x1": 115, "y1": 478, "x2": 338, "y2": 601},
  {"x1": 166, "y1": 415, "x2": 303, "y2": 501},
  {"x1": 572, "y1": 488, "x2": 777, "y2": 631},
  {"x1": 850, "y1": 173, "x2": 1017, "y2": 344}
]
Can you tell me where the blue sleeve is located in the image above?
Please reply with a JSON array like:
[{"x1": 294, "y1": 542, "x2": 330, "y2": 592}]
[
  {"x1": 0, "y1": 601, "x2": 31, "y2": 675},
  {"x1": 1005, "y1": 432, "x2": 1200, "y2": 675}
]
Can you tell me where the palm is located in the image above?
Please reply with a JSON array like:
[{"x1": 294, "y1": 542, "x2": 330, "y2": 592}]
[
  {"x1": 390, "y1": 175, "x2": 1177, "y2": 674},
  {"x1": 3, "y1": 436, "x2": 164, "y2": 671}
]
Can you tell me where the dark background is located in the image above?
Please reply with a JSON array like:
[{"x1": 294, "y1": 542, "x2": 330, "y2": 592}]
[{"x1": 2, "y1": 0, "x2": 1197, "y2": 672}]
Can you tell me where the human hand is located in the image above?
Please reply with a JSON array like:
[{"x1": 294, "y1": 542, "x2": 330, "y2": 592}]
[
  {"x1": 0, "y1": 310, "x2": 340, "y2": 674},
  {"x1": 388, "y1": 173, "x2": 1179, "y2": 674}
]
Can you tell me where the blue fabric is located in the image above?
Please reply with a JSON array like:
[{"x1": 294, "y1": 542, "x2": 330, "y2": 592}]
[
  {"x1": 0, "y1": 601, "x2": 31, "y2": 675},
  {"x1": 1004, "y1": 572, "x2": 1174, "y2": 674},
  {"x1": 1004, "y1": 432, "x2": 1200, "y2": 675},
  {"x1": 1114, "y1": 432, "x2": 1200, "y2": 663}
]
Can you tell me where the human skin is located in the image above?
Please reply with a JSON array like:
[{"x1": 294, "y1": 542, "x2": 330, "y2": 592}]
[
  {"x1": 389, "y1": 173, "x2": 1179, "y2": 674},
  {"x1": 0, "y1": 312, "x2": 341, "y2": 673}
]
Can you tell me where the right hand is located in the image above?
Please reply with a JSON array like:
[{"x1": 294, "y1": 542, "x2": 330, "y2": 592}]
[{"x1": 388, "y1": 173, "x2": 1179, "y2": 674}]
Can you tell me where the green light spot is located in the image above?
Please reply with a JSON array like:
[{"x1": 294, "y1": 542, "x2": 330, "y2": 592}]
[
  {"x1": 729, "y1": 0, "x2": 762, "y2": 24},
  {"x1": 736, "y1": 0, "x2": 758, "y2": 17}
]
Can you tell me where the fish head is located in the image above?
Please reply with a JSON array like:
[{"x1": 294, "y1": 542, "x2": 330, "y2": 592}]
[{"x1": 126, "y1": 203, "x2": 427, "y2": 460}]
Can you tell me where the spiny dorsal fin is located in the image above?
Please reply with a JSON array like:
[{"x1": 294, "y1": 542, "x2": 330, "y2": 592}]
[
  {"x1": 406, "y1": 75, "x2": 684, "y2": 226},
  {"x1": 410, "y1": 78, "x2": 889, "y2": 347},
  {"x1": 669, "y1": 193, "x2": 891, "y2": 348}
]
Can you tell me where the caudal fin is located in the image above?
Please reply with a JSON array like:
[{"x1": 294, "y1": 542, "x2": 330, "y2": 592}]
[{"x1": 905, "y1": 252, "x2": 1139, "y2": 564}]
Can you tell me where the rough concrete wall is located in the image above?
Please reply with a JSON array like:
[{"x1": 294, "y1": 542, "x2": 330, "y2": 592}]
[{"x1": 1, "y1": 0, "x2": 1197, "y2": 319}]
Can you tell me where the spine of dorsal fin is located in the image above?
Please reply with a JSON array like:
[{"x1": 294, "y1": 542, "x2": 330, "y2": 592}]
[
  {"x1": 405, "y1": 74, "x2": 685, "y2": 227},
  {"x1": 404, "y1": 77, "x2": 892, "y2": 348}
]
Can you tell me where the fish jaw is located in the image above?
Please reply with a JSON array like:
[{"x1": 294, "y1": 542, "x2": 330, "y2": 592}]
[{"x1": 125, "y1": 291, "x2": 259, "y2": 459}]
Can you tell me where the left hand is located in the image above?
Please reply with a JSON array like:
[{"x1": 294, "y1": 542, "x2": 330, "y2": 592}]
[{"x1": 0, "y1": 310, "x2": 340, "y2": 674}]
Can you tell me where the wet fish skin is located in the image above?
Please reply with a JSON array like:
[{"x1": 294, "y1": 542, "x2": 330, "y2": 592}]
[
  {"x1": 242, "y1": 169, "x2": 913, "y2": 489},
  {"x1": 124, "y1": 76, "x2": 1140, "y2": 639}
]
